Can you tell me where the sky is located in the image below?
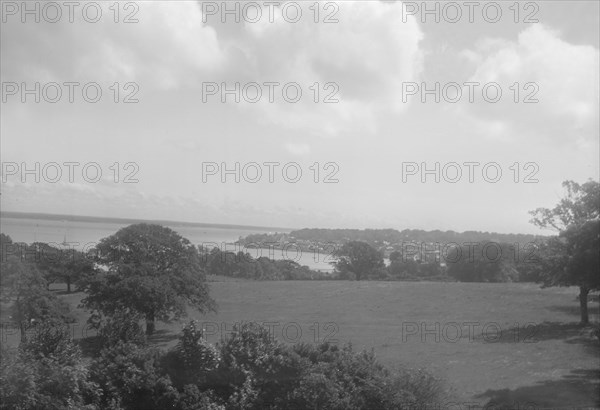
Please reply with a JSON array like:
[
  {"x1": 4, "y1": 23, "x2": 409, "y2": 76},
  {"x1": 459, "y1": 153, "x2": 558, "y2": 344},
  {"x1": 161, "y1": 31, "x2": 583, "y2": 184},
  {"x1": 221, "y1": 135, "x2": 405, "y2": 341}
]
[{"x1": 1, "y1": 0, "x2": 599, "y2": 235}]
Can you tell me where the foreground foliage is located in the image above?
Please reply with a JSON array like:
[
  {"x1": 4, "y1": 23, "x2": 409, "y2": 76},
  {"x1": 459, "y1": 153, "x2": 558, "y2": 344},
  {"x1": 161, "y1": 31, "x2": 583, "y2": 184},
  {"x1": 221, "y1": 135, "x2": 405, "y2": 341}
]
[{"x1": 1, "y1": 320, "x2": 447, "y2": 410}]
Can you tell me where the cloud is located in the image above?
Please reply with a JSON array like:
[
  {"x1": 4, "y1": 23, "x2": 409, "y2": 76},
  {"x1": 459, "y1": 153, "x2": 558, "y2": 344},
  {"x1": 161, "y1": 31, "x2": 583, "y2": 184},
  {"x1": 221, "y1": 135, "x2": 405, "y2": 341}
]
[
  {"x1": 285, "y1": 143, "x2": 311, "y2": 156},
  {"x1": 1, "y1": 2, "x2": 225, "y2": 88},
  {"x1": 210, "y1": 1, "x2": 424, "y2": 137},
  {"x1": 2, "y1": 1, "x2": 423, "y2": 137},
  {"x1": 462, "y1": 24, "x2": 599, "y2": 143}
]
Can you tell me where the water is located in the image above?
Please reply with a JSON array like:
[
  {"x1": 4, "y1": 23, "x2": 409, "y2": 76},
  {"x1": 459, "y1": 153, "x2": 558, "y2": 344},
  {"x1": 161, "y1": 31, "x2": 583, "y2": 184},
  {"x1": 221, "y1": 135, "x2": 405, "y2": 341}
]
[{"x1": 0, "y1": 216, "x2": 334, "y2": 272}]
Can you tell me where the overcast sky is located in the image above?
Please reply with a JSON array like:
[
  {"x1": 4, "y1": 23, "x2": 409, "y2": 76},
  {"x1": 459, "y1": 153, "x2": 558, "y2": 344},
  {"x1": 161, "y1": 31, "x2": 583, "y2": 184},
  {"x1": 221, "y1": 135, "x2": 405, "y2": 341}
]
[{"x1": 1, "y1": 1, "x2": 598, "y2": 234}]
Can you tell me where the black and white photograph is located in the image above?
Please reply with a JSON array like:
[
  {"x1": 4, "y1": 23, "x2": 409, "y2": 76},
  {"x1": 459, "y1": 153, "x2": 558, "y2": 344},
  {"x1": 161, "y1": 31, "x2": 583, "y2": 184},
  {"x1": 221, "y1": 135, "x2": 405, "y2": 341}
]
[{"x1": 1, "y1": 1, "x2": 599, "y2": 408}]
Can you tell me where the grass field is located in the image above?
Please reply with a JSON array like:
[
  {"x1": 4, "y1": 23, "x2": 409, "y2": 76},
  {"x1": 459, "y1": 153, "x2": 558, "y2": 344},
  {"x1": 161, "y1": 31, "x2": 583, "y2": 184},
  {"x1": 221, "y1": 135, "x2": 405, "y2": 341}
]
[{"x1": 4, "y1": 280, "x2": 599, "y2": 408}]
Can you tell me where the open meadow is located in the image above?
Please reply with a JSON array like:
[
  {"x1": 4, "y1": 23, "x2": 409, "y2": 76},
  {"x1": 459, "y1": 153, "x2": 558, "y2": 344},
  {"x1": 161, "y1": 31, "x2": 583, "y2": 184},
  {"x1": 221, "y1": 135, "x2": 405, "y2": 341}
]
[{"x1": 4, "y1": 280, "x2": 597, "y2": 409}]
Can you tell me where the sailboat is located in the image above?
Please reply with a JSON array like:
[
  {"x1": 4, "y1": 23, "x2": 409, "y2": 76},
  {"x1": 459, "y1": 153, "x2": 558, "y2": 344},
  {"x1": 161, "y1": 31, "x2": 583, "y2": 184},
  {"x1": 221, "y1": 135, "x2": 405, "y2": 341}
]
[{"x1": 61, "y1": 220, "x2": 69, "y2": 246}]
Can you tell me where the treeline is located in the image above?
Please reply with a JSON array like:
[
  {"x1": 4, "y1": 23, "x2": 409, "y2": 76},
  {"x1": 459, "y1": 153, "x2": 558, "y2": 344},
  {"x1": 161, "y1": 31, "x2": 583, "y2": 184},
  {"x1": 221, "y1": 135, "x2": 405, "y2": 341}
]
[
  {"x1": 0, "y1": 233, "x2": 94, "y2": 294},
  {"x1": 333, "y1": 241, "x2": 542, "y2": 283},
  {"x1": 199, "y1": 247, "x2": 330, "y2": 280},
  {"x1": 445, "y1": 242, "x2": 535, "y2": 282},
  {"x1": 237, "y1": 228, "x2": 544, "y2": 258},
  {"x1": 0, "y1": 233, "x2": 541, "y2": 285},
  {"x1": 0, "y1": 234, "x2": 330, "y2": 287},
  {"x1": 290, "y1": 228, "x2": 541, "y2": 244}
]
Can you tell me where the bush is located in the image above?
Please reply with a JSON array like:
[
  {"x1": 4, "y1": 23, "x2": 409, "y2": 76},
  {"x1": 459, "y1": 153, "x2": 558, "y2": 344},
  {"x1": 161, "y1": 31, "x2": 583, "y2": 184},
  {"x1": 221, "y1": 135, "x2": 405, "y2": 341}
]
[
  {"x1": 162, "y1": 321, "x2": 221, "y2": 388},
  {"x1": 89, "y1": 342, "x2": 177, "y2": 410},
  {"x1": 176, "y1": 384, "x2": 224, "y2": 410},
  {"x1": 192, "y1": 323, "x2": 447, "y2": 410},
  {"x1": 385, "y1": 367, "x2": 448, "y2": 409},
  {"x1": 211, "y1": 322, "x2": 304, "y2": 409},
  {"x1": 92, "y1": 309, "x2": 147, "y2": 349},
  {"x1": 0, "y1": 320, "x2": 99, "y2": 410},
  {"x1": 19, "y1": 318, "x2": 81, "y2": 362},
  {"x1": 2, "y1": 317, "x2": 448, "y2": 410},
  {"x1": 288, "y1": 342, "x2": 448, "y2": 409}
]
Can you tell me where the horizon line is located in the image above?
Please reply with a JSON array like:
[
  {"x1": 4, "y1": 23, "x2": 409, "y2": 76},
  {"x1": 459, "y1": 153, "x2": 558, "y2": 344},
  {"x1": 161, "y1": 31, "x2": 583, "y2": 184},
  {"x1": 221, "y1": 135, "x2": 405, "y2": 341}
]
[
  {"x1": 0, "y1": 211, "x2": 294, "y2": 233},
  {"x1": 0, "y1": 211, "x2": 548, "y2": 237}
]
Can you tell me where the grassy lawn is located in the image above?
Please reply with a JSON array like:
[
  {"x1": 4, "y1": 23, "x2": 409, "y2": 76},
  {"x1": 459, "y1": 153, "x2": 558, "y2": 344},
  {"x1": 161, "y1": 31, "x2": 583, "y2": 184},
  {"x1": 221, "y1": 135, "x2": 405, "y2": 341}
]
[{"x1": 3, "y1": 280, "x2": 598, "y2": 408}]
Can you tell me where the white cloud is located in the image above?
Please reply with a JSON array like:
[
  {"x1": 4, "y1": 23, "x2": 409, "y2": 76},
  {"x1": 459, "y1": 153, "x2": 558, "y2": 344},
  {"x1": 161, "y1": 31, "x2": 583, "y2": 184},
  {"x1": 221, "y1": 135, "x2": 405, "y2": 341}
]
[
  {"x1": 221, "y1": 1, "x2": 424, "y2": 137},
  {"x1": 285, "y1": 142, "x2": 311, "y2": 156},
  {"x1": 463, "y1": 24, "x2": 599, "y2": 143},
  {"x1": 1, "y1": 2, "x2": 225, "y2": 89}
]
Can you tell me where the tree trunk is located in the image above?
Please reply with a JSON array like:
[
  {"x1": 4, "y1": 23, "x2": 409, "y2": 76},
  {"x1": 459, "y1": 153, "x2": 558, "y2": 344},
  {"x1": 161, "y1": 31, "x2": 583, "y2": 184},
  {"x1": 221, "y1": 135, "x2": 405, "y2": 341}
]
[
  {"x1": 19, "y1": 322, "x2": 27, "y2": 343},
  {"x1": 16, "y1": 298, "x2": 27, "y2": 343},
  {"x1": 579, "y1": 286, "x2": 590, "y2": 325},
  {"x1": 145, "y1": 312, "x2": 155, "y2": 335}
]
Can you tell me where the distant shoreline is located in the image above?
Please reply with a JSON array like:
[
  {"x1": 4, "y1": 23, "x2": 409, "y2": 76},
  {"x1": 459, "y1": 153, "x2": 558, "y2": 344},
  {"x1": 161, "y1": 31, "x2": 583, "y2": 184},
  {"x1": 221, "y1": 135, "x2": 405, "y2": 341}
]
[{"x1": 0, "y1": 211, "x2": 291, "y2": 233}]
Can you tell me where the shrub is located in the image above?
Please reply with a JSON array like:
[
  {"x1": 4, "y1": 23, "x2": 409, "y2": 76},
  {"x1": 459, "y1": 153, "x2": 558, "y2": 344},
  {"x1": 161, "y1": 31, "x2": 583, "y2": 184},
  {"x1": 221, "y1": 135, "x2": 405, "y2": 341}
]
[
  {"x1": 198, "y1": 324, "x2": 447, "y2": 410},
  {"x1": 0, "y1": 320, "x2": 99, "y2": 410},
  {"x1": 211, "y1": 322, "x2": 304, "y2": 409},
  {"x1": 162, "y1": 321, "x2": 221, "y2": 388},
  {"x1": 383, "y1": 367, "x2": 448, "y2": 409},
  {"x1": 176, "y1": 384, "x2": 224, "y2": 410},
  {"x1": 288, "y1": 342, "x2": 447, "y2": 409},
  {"x1": 92, "y1": 309, "x2": 147, "y2": 348},
  {"x1": 89, "y1": 342, "x2": 177, "y2": 410}
]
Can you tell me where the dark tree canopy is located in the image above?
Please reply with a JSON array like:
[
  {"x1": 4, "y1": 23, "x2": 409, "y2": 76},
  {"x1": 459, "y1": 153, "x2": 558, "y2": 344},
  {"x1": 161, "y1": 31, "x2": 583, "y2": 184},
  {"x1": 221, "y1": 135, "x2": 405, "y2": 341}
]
[
  {"x1": 200, "y1": 247, "x2": 324, "y2": 280},
  {"x1": 333, "y1": 241, "x2": 385, "y2": 280},
  {"x1": 561, "y1": 219, "x2": 600, "y2": 289},
  {"x1": 26, "y1": 242, "x2": 95, "y2": 293},
  {"x1": 529, "y1": 179, "x2": 600, "y2": 324},
  {"x1": 445, "y1": 242, "x2": 520, "y2": 283},
  {"x1": 80, "y1": 223, "x2": 216, "y2": 334},
  {"x1": 0, "y1": 255, "x2": 72, "y2": 341}
]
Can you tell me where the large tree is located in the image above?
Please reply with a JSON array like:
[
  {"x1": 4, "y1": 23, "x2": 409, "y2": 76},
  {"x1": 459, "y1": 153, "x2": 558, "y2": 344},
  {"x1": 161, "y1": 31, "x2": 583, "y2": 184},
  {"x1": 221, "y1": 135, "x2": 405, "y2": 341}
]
[
  {"x1": 333, "y1": 241, "x2": 385, "y2": 280},
  {"x1": 80, "y1": 224, "x2": 216, "y2": 335},
  {"x1": 529, "y1": 180, "x2": 600, "y2": 324}
]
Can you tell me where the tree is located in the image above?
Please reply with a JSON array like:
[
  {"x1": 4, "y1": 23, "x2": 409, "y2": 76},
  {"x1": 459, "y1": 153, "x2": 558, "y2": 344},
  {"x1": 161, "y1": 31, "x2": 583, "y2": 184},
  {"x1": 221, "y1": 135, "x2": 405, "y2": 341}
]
[
  {"x1": 0, "y1": 256, "x2": 71, "y2": 342},
  {"x1": 445, "y1": 242, "x2": 519, "y2": 283},
  {"x1": 80, "y1": 224, "x2": 216, "y2": 335},
  {"x1": 0, "y1": 233, "x2": 13, "y2": 259},
  {"x1": 562, "y1": 220, "x2": 600, "y2": 324},
  {"x1": 333, "y1": 241, "x2": 385, "y2": 280},
  {"x1": 529, "y1": 179, "x2": 600, "y2": 324},
  {"x1": 387, "y1": 251, "x2": 419, "y2": 279},
  {"x1": 30, "y1": 243, "x2": 95, "y2": 293}
]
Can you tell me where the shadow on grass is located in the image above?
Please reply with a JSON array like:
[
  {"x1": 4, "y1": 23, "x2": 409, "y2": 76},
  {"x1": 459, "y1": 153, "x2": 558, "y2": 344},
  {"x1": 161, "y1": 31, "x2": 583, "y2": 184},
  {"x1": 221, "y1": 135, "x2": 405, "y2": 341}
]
[
  {"x1": 476, "y1": 369, "x2": 600, "y2": 409},
  {"x1": 481, "y1": 321, "x2": 600, "y2": 347},
  {"x1": 547, "y1": 304, "x2": 600, "y2": 318},
  {"x1": 547, "y1": 304, "x2": 587, "y2": 317},
  {"x1": 148, "y1": 329, "x2": 179, "y2": 346}
]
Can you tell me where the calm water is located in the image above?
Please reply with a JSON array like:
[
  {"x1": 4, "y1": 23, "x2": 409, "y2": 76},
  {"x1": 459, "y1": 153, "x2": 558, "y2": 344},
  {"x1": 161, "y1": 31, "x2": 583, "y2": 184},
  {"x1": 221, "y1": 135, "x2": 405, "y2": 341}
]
[{"x1": 0, "y1": 217, "x2": 334, "y2": 272}]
